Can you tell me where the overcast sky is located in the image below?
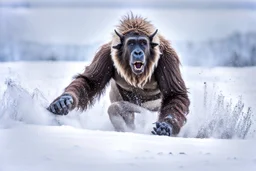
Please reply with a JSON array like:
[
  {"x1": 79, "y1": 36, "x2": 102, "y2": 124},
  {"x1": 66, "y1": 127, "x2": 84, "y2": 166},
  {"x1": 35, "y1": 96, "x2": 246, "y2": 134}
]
[
  {"x1": 1, "y1": 0, "x2": 256, "y2": 9},
  {"x1": 1, "y1": 0, "x2": 256, "y2": 44}
]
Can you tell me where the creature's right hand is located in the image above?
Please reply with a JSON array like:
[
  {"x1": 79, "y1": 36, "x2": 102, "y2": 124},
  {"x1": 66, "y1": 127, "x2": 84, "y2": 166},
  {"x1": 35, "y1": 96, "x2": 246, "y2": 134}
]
[{"x1": 47, "y1": 93, "x2": 74, "y2": 115}]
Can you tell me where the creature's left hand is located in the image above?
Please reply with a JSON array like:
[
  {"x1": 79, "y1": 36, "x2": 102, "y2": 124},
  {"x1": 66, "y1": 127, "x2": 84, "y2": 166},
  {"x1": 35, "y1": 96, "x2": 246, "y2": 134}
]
[{"x1": 151, "y1": 122, "x2": 173, "y2": 136}]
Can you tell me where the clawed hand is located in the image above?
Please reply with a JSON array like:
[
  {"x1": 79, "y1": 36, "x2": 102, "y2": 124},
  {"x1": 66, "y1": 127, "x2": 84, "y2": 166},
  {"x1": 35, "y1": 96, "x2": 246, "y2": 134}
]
[
  {"x1": 47, "y1": 94, "x2": 73, "y2": 115},
  {"x1": 151, "y1": 122, "x2": 173, "y2": 136}
]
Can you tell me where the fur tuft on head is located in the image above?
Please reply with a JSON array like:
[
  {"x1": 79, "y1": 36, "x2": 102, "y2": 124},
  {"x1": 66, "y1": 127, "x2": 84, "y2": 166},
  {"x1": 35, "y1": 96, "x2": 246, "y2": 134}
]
[{"x1": 111, "y1": 12, "x2": 162, "y2": 88}]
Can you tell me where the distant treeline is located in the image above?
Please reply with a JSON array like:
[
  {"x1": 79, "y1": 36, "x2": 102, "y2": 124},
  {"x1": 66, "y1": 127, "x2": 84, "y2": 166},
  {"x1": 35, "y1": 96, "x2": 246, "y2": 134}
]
[
  {"x1": 0, "y1": 32, "x2": 256, "y2": 67},
  {"x1": 174, "y1": 32, "x2": 256, "y2": 67},
  {"x1": 0, "y1": 41, "x2": 99, "y2": 62}
]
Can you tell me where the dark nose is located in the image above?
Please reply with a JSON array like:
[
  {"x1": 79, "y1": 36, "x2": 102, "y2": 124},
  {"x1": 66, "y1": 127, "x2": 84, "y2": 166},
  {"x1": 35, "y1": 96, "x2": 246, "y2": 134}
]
[
  {"x1": 134, "y1": 50, "x2": 142, "y2": 56},
  {"x1": 133, "y1": 49, "x2": 144, "y2": 59}
]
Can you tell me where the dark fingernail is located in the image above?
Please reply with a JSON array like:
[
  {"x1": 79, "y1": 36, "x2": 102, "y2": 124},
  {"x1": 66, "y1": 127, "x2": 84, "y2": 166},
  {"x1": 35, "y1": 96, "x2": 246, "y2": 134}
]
[
  {"x1": 156, "y1": 122, "x2": 160, "y2": 127},
  {"x1": 50, "y1": 105, "x2": 56, "y2": 113},
  {"x1": 56, "y1": 102, "x2": 62, "y2": 111},
  {"x1": 157, "y1": 128, "x2": 161, "y2": 133}
]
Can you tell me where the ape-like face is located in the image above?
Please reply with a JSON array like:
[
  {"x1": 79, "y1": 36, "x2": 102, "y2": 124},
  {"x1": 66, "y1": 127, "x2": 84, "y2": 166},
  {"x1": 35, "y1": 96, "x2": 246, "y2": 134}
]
[
  {"x1": 125, "y1": 35, "x2": 150, "y2": 75},
  {"x1": 111, "y1": 29, "x2": 160, "y2": 88},
  {"x1": 112, "y1": 30, "x2": 159, "y2": 75}
]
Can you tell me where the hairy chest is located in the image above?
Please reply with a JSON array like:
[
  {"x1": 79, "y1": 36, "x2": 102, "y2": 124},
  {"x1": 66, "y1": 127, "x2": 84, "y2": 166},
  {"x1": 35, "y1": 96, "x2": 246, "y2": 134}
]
[{"x1": 112, "y1": 70, "x2": 161, "y2": 103}]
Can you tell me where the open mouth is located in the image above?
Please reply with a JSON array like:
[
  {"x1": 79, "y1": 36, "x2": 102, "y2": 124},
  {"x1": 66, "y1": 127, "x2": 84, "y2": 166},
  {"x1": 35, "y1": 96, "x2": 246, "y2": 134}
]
[{"x1": 133, "y1": 61, "x2": 144, "y2": 71}]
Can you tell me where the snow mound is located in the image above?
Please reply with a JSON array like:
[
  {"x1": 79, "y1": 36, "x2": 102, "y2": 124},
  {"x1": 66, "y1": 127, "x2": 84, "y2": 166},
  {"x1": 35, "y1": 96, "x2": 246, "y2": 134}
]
[{"x1": 0, "y1": 78, "x2": 57, "y2": 128}]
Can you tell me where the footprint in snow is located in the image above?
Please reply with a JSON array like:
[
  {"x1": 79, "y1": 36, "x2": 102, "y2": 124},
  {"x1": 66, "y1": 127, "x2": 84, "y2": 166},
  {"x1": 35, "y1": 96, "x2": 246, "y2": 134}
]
[{"x1": 179, "y1": 152, "x2": 186, "y2": 155}]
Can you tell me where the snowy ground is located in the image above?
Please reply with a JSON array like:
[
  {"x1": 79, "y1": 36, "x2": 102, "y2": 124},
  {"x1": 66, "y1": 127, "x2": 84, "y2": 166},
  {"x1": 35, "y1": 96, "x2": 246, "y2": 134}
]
[
  {"x1": 1, "y1": 125, "x2": 256, "y2": 171},
  {"x1": 0, "y1": 62, "x2": 256, "y2": 170}
]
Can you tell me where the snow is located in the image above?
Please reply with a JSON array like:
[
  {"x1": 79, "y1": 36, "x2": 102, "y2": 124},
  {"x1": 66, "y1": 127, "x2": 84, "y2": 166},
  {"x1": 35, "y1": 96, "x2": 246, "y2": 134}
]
[
  {"x1": 1, "y1": 125, "x2": 256, "y2": 171},
  {"x1": 0, "y1": 62, "x2": 256, "y2": 170}
]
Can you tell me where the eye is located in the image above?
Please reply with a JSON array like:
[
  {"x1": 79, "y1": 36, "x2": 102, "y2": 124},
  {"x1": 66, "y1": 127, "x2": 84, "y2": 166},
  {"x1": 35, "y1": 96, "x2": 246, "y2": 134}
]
[
  {"x1": 128, "y1": 42, "x2": 134, "y2": 46},
  {"x1": 127, "y1": 40, "x2": 135, "y2": 46},
  {"x1": 140, "y1": 40, "x2": 147, "y2": 46}
]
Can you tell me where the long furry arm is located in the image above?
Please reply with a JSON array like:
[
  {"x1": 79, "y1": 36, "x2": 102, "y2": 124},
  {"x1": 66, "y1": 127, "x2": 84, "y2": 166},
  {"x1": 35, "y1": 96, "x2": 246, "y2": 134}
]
[
  {"x1": 155, "y1": 38, "x2": 190, "y2": 135},
  {"x1": 54, "y1": 43, "x2": 114, "y2": 111}
]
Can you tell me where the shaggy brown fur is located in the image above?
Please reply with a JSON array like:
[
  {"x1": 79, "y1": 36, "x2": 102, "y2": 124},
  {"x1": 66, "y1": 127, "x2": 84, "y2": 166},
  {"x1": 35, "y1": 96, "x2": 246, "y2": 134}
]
[
  {"x1": 49, "y1": 13, "x2": 190, "y2": 135},
  {"x1": 155, "y1": 36, "x2": 190, "y2": 134},
  {"x1": 53, "y1": 43, "x2": 114, "y2": 111}
]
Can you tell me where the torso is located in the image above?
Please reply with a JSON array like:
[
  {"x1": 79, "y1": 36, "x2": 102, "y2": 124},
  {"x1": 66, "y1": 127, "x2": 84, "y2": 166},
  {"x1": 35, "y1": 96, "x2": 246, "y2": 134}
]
[{"x1": 110, "y1": 70, "x2": 161, "y2": 111}]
